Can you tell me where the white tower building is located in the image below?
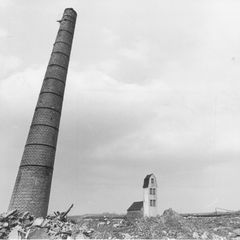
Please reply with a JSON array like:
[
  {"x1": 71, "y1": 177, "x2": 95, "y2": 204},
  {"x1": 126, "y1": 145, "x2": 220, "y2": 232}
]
[
  {"x1": 127, "y1": 173, "x2": 158, "y2": 218},
  {"x1": 143, "y1": 173, "x2": 158, "y2": 217}
]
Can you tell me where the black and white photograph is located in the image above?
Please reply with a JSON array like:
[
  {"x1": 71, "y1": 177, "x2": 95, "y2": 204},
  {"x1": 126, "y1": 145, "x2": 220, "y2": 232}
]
[{"x1": 1, "y1": 0, "x2": 240, "y2": 239}]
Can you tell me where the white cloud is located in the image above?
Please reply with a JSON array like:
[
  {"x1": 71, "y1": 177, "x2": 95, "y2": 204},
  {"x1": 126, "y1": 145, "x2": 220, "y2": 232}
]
[
  {"x1": 118, "y1": 40, "x2": 149, "y2": 62},
  {"x1": 0, "y1": 0, "x2": 12, "y2": 8},
  {"x1": 102, "y1": 27, "x2": 119, "y2": 45},
  {"x1": 0, "y1": 66, "x2": 43, "y2": 114},
  {"x1": 0, "y1": 55, "x2": 22, "y2": 79},
  {"x1": 0, "y1": 28, "x2": 8, "y2": 38}
]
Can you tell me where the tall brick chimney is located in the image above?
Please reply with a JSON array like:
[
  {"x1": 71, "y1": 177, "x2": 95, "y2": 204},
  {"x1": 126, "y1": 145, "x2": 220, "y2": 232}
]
[{"x1": 8, "y1": 8, "x2": 77, "y2": 217}]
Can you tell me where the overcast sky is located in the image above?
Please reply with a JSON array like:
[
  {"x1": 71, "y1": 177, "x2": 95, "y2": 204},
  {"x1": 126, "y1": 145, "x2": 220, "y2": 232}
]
[{"x1": 1, "y1": 0, "x2": 240, "y2": 215}]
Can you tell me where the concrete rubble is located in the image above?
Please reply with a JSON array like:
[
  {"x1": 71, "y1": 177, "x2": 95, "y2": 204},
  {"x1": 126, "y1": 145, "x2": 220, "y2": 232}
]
[
  {"x1": 2, "y1": 207, "x2": 240, "y2": 239},
  {"x1": 0, "y1": 205, "x2": 82, "y2": 239},
  {"x1": 71, "y1": 208, "x2": 240, "y2": 239}
]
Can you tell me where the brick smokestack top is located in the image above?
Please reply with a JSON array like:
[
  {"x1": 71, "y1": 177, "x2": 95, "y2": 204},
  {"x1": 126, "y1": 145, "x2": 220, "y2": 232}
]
[{"x1": 8, "y1": 8, "x2": 77, "y2": 217}]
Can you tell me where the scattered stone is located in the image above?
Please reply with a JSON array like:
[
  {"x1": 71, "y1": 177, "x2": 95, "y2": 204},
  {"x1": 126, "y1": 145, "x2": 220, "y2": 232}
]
[
  {"x1": 0, "y1": 228, "x2": 7, "y2": 234},
  {"x1": 121, "y1": 232, "x2": 131, "y2": 239},
  {"x1": 27, "y1": 228, "x2": 49, "y2": 239},
  {"x1": 234, "y1": 228, "x2": 240, "y2": 236},
  {"x1": 74, "y1": 232, "x2": 88, "y2": 239},
  {"x1": 193, "y1": 231, "x2": 199, "y2": 238},
  {"x1": 32, "y1": 217, "x2": 44, "y2": 227},
  {"x1": 0, "y1": 205, "x2": 78, "y2": 239},
  {"x1": 201, "y1": 231, "x2": 209, "y2": 239},
  {"x1": 7, "y1": 226, "x2": 22, "y2": 240},
  {"x1": 2, "y1": 222, "x2": 8, "y2": 228}
]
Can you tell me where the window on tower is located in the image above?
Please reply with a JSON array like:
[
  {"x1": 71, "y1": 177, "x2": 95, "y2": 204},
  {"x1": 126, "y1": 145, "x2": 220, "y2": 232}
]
[
  {"x1": 150, "y1": 200, "x2": 156, "y2": 207},
  {"x1": 150, "y1": 188, "x2": 156, "y2": 195},
  {"x1": 151, "y1": 178, "x2": 154, "y2": 183}
]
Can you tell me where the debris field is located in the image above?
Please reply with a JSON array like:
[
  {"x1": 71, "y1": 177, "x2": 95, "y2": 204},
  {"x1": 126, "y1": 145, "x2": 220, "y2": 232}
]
[{"x1": 1, "y1": 207, "x2": 240, "y2": 239}]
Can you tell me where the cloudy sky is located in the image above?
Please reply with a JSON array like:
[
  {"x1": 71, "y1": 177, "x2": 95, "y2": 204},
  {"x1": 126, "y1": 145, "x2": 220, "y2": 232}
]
[{"x1": 1, "y1": 0, "x2": 240, "y2": 215}]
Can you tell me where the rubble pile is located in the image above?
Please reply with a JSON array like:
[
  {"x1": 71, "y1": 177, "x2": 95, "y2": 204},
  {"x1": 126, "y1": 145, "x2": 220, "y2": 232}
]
[
  {"x1": 2, "y1": 207, "x2": 240, "y2": 239},
  {"x1": 0, "y1": 205, "x2": 85, "y2": 239},
  {"x1": 74, "y1": 216, "x2": 133, "y2": 239},
  {"x1": 113, "y1": 209, "x2": 199, "y2": 239},
  {"x1": 126, "y1": 209, "x2": 240, "y2": 239},
  {"x1": 188, "y1": 214, "x2": 240, "y2": 239},
  {"x1": 75, "y1": 209, "x2": 240, "y2": 239}
]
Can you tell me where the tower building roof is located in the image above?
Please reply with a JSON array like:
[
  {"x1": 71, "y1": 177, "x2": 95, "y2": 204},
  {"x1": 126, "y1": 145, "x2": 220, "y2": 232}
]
[
  {"x1": 143, "y1": 173, "x2": 153, "y2": 188},
  {"x1": 127, "y1": 201, "x2": 143, "y2": 211}
]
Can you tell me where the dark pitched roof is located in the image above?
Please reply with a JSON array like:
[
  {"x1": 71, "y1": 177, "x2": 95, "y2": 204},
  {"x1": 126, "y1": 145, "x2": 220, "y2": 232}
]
[
  {"x1": 143, "y1": 173, "x2": 153, "y2": 188},
  {"x1": 127, "y1": 201, "x2": 143, "y2": 211}
]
